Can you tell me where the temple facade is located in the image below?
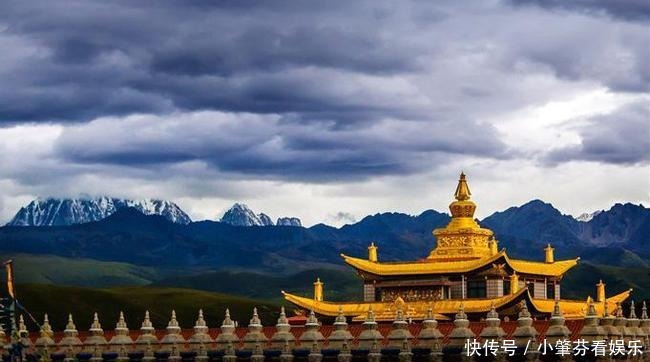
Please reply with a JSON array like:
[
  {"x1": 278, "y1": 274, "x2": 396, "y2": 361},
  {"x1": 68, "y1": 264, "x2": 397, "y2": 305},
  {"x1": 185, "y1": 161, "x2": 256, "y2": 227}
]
[{"x1": 283, "y1": 173, "x2": 632, "y2": 321}]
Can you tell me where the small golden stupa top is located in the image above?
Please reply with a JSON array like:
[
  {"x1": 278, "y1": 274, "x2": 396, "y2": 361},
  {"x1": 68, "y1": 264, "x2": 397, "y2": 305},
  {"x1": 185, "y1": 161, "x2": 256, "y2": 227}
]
[
  {"x1": 447, "y1": 172, "x2": 478, "y2": 220},
  {"x1": 454, "y1": 172, "x2": 471, "y2": 201},
  {"x1": 429, "y1": 172, "x2": 491, "y2": 260}
]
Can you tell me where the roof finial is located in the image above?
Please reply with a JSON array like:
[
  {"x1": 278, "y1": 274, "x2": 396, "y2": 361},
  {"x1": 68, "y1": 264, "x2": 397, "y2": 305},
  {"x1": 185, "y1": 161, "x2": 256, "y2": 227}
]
[{"x1": 454, "y1": 172, "x2": 471, "y2": 201}]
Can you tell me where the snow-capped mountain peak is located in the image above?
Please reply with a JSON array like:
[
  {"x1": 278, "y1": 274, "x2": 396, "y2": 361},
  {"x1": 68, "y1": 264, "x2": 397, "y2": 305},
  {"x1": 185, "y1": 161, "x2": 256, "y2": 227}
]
[
  {"x1": 575, "y1": 210, "x2": 603, "y2": 222},
  {"x1": 220, "y1": 203, "x2": 302, "y2": 227},
  {"x1": 7, "y1": 197, "x2": 192, "y2": 226},
  {"x1": 220, "y1": 203, "x2": 267, "y2": 226}
]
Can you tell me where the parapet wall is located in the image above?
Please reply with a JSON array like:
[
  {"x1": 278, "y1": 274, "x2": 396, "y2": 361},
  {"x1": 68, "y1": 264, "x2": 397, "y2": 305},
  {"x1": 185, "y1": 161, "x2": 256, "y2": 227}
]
[{"x1": 13, "y1": 302, "x2": 650, "y2": 361}]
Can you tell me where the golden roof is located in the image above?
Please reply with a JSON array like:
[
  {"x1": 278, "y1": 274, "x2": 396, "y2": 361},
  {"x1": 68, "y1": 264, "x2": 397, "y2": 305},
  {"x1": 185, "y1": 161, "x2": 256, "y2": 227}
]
[
  {"x1": 341, "y1": 251, "x2": 579, "y2": 277},
  {"x1": 282, "y1": 288, "x2": 632, "y2": 321},
  {"x1": 282, "y1": 289, "x2": 532, "y2": 321},
  {"x1": 340, "y1": 172, "x2": 579, "y2": 278},
  {"x1": 529, "y1": 289, "x2": 633, "y2": 318}
]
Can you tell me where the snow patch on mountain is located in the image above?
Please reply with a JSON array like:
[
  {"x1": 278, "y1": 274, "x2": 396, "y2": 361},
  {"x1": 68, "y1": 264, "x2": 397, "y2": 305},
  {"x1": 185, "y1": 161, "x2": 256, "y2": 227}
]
[
  {"x1": 221, "y1": 203, "x2": 267, "y2": 226},
  {"x1": 276, "y1": 217, "x2": 302, "y2": 227},
  {"x1": 575, "y1": 210, "x2": 603, "y2": 222},
  {"x1": 220, "y1": 203, "x2": 302, "y2": 227},
  {"x1": 258, "y1": 213, "x2": 274, "y2": 226},
  {"x1": 7, "y1": 197, "x2": 192, "y2": 226}
]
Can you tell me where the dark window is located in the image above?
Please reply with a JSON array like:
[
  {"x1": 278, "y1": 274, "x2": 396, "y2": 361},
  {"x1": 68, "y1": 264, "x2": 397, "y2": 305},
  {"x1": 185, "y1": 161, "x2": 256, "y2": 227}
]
[
  {"x1": 503, "y1": 280, "x2": 511, "y2": 295},
  {"x1": 467, "y1": 280, "x2": 486, "y2": 298},
  {"x1": 547, "y1": 283, "x2": 555, "y2": 300}
]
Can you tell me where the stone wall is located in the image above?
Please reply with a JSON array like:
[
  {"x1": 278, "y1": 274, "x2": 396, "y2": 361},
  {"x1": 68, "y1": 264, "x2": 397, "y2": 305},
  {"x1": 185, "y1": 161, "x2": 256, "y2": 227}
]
[{"x1": 12, "y1": 301, "x2": 650, "y2": 362}]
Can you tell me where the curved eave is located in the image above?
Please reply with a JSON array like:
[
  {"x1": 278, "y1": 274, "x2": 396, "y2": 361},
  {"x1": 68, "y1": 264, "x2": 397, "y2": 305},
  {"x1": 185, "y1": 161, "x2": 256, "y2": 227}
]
[
  {"x1": 282, "y1": 288, "x2": 530, "y2": 318},
  {"x1": 339, "y1": 251, "x2": 506, "y2": 276},
  {"x1": 506, "y1": 255, "x2": 580, "y2": 277},
  {"x1": 341, "y1": 252, "x2": 579, "y2": 277},
  {"x1": 530, "y1": 288, "x2": 633, "y2": 319},
  {"x1": 605, "y1": 288, "x2": 633, "y2": 304}
]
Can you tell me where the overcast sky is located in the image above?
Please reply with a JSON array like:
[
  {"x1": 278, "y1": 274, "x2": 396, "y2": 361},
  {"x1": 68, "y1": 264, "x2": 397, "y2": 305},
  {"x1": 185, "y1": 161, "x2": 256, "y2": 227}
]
[{"x1": 0, "y1": 0, "x2": 648, "y2": 226}]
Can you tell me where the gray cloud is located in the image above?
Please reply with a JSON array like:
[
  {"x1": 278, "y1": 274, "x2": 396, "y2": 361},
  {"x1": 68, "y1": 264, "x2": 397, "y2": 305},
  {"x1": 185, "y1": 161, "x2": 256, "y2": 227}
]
[
  {"x1": 0, "y1": 0, "x2": 647, "y2": 125},
  {"x1": 509, "y1": 0, "x2": 650, "y2": 22},
  {"x1": 547, "y1": 100, "x2": 650, "y2": 165},
  {"x1": 330, "y1": 212, "x2": 357, "y2": 225},
  {"x1": 52, "y1": 111, "x2": 508, "y2": 182}
]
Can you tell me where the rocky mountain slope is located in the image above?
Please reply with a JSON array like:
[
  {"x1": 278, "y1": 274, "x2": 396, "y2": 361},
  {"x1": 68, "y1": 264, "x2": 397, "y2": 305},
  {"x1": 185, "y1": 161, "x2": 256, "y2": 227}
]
[
  {"x1": 7, "y1": 197, "x2": 191, "y2": 226},
  {"x1": 219, "y1": 203, "x2": 302, "y2": 227}
]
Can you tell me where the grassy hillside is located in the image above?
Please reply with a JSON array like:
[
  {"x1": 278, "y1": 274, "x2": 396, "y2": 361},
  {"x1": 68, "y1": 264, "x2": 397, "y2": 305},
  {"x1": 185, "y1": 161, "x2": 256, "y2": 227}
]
[
  {"x1": 154, "y1": 268, "x2": 363, "y2": 303},
  {"x1": 561, "y1": 262, "x2": 650, "y2": 300},
  {"x1": 0, "y1": 254, "x2": 158, "y2": 287},
  {"x1": 0, "y1": 254, "x2": 216, "y2": 287},
  {"x1": 15, "y1": 284, "x2": 280, "y2": 332}
]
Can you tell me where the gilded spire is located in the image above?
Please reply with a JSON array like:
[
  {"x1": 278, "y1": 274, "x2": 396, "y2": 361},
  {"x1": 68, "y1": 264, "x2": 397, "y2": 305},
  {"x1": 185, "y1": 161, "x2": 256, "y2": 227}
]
[
  {"x1": 454, "y1": 172, "x2": 471, "y2": 201},
  {"x1": 486, "y1": 302, "x2": 498, "y2": 320},
  {"x1": 334, "y1": 305, "x2": 346, "y2": 325},
  {"x1": 35, "y1": 313, "x2": 55, "y2": 346},
  {"x1": 395, "y1": 304, "x2": 404, "y2": 321},
  {"x1": 65, "y1": 313, "x2": 77, "y2": 333},
  {"x1": 18, "y1": 315, "x2": 27, "y2": 335},
  {"x1": 141, "y1": 310, "x2": 154, "y2": 331},
  {"x1": 428, "y1": 171, "x2": 500, "y2": 260},
  {"x1": 629, "y1": 300, "x2": 637, "y2": 319},
  {"x1": 249, "y1": 307, "x2": 262, "y2": 327},
  {"x1": 313, "y1": 278, "x2": 324, "y2": 301},
  {"x1": 195, "y1": 309, "x2": 207, "y2": 328},
  {"x1": 223, "y1": 308, "x2": 234, "y2": 326},
  {"x1": 368, "y1": 242, "x2": 378, "y2": 262},
  {"x1": 277, "y1": 306, "x2": 289, "y2": 326},
  {"x1": 519, "y1": 301, "x2": 531, "y2": 319},
  {"x1": 169, "y1": 310, "x2": 179, "y2": 326},
  {"x1": 553, "y1": 300, "x2": 563, "y2": 317},
  {"x1": 306, "y1": 310, "x2": 319, "y2": 327},
  {"x1": 615, "y1": 302, "x2": 624, "y2": 318},
  {"x1": 90, "y1": 312, "x2": 103, "y2": 332},
  {"x1": 41, "y1": 314, "x2": 53, "y2": 337},
  {"x1": 116, "y1": 311, "x2": 128, "y2": 331}
]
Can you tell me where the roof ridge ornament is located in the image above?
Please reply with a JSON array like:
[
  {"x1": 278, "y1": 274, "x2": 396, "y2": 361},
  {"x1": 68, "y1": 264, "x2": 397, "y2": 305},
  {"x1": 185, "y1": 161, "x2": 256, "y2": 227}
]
[{"x1": 454, "y1": 172, "x2": 471, "y2": 201}]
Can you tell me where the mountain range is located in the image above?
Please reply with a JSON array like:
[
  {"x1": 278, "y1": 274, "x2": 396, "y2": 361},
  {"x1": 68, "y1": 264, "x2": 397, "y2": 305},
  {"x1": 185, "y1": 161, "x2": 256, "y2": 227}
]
[
  {"x1": 219, "y1": 203, "x2": 302, "y2": 227},
  {"x1": 6, "y1": 198, "x2": 303, "y2": 228},
  {"x1": 0, "y1": 199, "x2": 647, "y2": 271},
  {"x1": 7, "y1": 197, "x2": 192, "y2": 226}
]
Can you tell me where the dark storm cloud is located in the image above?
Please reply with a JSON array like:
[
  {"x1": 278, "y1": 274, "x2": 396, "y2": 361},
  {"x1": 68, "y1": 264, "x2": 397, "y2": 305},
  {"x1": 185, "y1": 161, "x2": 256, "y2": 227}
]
[
  {"x1": 547, "y1": 101, "x2": 650, "y2": 165},
  {"x1": 53, "y1": 112, "x2": 509, "y2": 181},
  {"x1": 0, "y1": 0, "x2": 648, "y2": 185},
  {"x1": 0, "y1": 0, "x2": 428, "y2": 123},
  {"x1": 0, "y1": 0, "x2": 647, "y2": 125},
  {"x1": 509, "y1": 0, "x2": 650, "y2": 22}
]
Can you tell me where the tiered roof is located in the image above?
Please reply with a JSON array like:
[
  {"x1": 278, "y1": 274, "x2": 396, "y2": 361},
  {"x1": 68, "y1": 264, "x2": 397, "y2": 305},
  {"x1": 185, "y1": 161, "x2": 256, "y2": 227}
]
[
  {"x1": 341, "y1": 251, "x2": 579, "y2": 277},
  {"x1": 282, "y1": 172, "x2": 633, "y2": 320},
  {"x1": 282, "y1": 288, "x2": 633, "y2": 321}
]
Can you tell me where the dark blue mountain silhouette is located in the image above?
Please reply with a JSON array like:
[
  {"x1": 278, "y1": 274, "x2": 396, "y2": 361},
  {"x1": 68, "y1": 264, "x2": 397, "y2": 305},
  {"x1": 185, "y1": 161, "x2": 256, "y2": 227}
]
[{"x1": 0, "y1": 201, "x2": 647, "y2": 271}]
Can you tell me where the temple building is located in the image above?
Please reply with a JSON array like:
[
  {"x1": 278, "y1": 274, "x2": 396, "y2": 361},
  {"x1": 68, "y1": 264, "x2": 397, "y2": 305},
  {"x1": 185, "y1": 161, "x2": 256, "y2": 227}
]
[{"x1": 283, "y1": 172, "x2": 632, "y2": 321}]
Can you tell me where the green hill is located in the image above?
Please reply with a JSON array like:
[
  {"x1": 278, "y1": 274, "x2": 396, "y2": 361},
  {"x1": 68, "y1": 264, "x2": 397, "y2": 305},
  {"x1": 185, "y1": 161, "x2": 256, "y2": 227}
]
[
  {"x1": 560, "y1": 262, "x2": 650, "y2": 300},
  {"x1": 15, "y1": 284, "x2": 280, "y2": 332},
  {"x1": 154, "y1": 268, "x2": 363, "y2": 303},
  {"x1": 0, "y1": 254, "x2": 161, "y2": 287}
]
